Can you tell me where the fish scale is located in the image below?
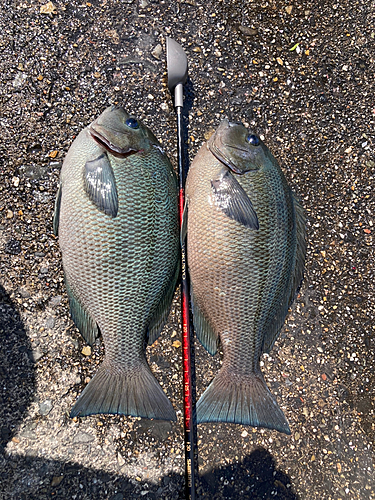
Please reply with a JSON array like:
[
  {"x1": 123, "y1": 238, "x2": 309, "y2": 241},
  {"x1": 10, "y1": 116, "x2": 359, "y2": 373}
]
[
  {"x1": 184, "y1": 120, "x2": 306, "y2": 433},
  {"x1": 55, "y1": 106, "x2": 179, "y2": 420}
]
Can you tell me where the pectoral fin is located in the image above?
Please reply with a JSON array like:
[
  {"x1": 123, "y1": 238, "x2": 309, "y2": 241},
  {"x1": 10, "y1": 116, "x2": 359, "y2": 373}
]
[
  {"x1": 211, "y1": 169, "x2": 259, "y2": 230},
  {"x1": 84, "y1": 153, "x2": 118, "y2": 217}
]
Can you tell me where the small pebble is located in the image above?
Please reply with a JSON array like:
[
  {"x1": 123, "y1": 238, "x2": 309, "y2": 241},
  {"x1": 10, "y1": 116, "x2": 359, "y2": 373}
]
[
  {"x1": 49, "y1": 295, "x2": 62, "y2": 307},
  {"x1": 239, "y1": 26, "x2": 257, "y2": 36},
  {"x1": 117, "y1": 452, "x2": 125, "y2": 467},
  {"x1": 5, "y1": 239, "x2": 21, "y2": 255},
  {"x1": 151, "y1": 44, "x2": 163, "y2": 60},
  {"x1": 12, "y1": 73, "x2": 27, "y2": 87},
  {"x1": 73, "y1": 432, "x2": 95, "y2": 444},
  {"x1": 45, "y1": 317, "x2": 55, "y2": 329},
  {"x1": 51, "y1": 475, "x2": 64, "y2": 487},
  {"x1": 81, "y1": 346, "x2": 92, "y2": 356},
  {"x1": 29, "y1": 348, "x2": 44, "y2": 363},
  {"x1": 40, "y1": 2, "x2": 56, "y2": 14},
  {"x1": 39, "y1": 399, "x2": 53, "y2": 416}
]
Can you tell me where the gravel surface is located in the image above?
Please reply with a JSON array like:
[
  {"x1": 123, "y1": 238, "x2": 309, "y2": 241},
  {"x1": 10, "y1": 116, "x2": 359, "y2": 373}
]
[{"x1": 1, "y1": 0, "x2": 374, "y2": 499}]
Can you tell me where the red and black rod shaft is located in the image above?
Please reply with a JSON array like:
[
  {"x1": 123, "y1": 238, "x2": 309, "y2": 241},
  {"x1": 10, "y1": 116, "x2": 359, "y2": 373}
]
[
  {"x1": 166, "y1": 37, "x2": 195, "y2": 500},
  {"x1": 177, "y1": 106, "x2": 196, "y2": 500}
]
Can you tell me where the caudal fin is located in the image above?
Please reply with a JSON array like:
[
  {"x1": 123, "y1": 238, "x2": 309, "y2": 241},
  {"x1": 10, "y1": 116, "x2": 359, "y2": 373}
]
[
  {"x1": 70, "y1": 361, "x2": 176, "y2": 421},
  {"x1": 196, "y1": 369, "x2": 290, "y2": 434}
]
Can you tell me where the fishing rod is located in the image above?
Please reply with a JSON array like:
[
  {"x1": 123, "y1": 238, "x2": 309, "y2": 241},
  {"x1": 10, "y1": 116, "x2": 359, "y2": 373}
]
[{"x1": 166, "y1": 37, "x2": 196, "y2": 500}]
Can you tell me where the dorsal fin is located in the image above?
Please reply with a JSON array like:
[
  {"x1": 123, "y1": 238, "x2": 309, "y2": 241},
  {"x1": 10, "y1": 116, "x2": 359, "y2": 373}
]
[{"x1": 261, "y1": 191, "x2": 306, "y2": 353}]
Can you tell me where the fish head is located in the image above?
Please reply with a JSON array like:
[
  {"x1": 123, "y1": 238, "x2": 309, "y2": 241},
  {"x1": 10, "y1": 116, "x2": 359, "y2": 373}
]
[
  {"x1": 89, "y1": 105, "x2": 160, "y2": 157},
  {"x1": 208, "y1": 119, "x2": 272, "y2": 174}
]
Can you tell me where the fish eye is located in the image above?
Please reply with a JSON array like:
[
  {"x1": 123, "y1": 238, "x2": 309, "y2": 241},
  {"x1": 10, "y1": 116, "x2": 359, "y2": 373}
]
[
  {"x1": 246, "y1": 134, "x2": 260, "y2": 146},
  {"x1": 125, "y1": 117, "x2": 139, "y2": 129}
]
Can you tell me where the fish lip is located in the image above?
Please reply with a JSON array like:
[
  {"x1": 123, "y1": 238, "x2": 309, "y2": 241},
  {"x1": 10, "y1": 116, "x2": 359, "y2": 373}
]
[{"x1": 89, "y1": 126, "x2": 140, "y2": 158}]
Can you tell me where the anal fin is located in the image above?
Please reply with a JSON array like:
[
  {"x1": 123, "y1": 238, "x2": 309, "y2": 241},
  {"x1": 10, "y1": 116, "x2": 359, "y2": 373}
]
[
  {"x1": 191, "y1": 285, "x2": 218, "y2": 356},
  {"x1": 147, "y1": 261, "x2": 180, "y2": 346},
  {"x1": 65, "y1": 276, "x2": 100, "y2": 346}
]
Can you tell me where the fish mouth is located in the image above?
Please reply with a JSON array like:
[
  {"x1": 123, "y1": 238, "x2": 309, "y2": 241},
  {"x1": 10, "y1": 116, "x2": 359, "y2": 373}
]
[{"x1": 90, "y1": 127, "x2": 140, "y2": 158}]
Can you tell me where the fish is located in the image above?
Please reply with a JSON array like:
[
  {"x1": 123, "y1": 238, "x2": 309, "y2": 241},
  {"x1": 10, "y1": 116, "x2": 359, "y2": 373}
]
[
  {"x1": 183, "y1": 120, "x2": 306, "y2": 434},
  {"x1": 53, "y1": 105, "x2": 179, "y2": 421}
]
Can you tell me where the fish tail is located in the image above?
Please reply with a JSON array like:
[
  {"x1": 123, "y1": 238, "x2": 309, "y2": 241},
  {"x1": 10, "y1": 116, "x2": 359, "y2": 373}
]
[
  {"x1": 70, "y1": 361, "x2": 176, "y2": 421},
  {"x1": 196, "y1": 368, "x2": 290, "y2": 434}
]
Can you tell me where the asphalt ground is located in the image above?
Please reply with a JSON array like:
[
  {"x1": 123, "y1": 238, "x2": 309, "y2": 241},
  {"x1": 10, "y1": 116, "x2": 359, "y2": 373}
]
[{"x1": 0, "y1": 0, "x2": 374, "y2": 499}]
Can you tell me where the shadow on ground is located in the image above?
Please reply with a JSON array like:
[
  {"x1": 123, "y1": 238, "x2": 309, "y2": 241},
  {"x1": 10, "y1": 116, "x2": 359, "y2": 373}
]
[
  {"x1": 0, "y1": 284, "x2": 35, "y2": 453},
  {"x1": 198, "y1": 447, "x2": 299, "y2": 500},
  {"x1": 2, "y1": 450, "x2": 298, "y2": 500},
  {"x1": 0, "y1": 284, "x2": 298, "y2": 499}
]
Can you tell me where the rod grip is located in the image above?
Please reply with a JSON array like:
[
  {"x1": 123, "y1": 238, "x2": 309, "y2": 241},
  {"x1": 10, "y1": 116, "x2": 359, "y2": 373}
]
[{"x1": 174, "y1": 83, "x2": 184, "y2": 108}]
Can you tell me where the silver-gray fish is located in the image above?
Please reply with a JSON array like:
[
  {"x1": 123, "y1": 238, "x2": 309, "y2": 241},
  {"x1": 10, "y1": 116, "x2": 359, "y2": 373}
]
[
  {"x1": 53, "y1": 105, "x2": 179, "y2": 420},
  {"x1": 183, "y1": 120, "x2": 306, "y2": 434}
]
